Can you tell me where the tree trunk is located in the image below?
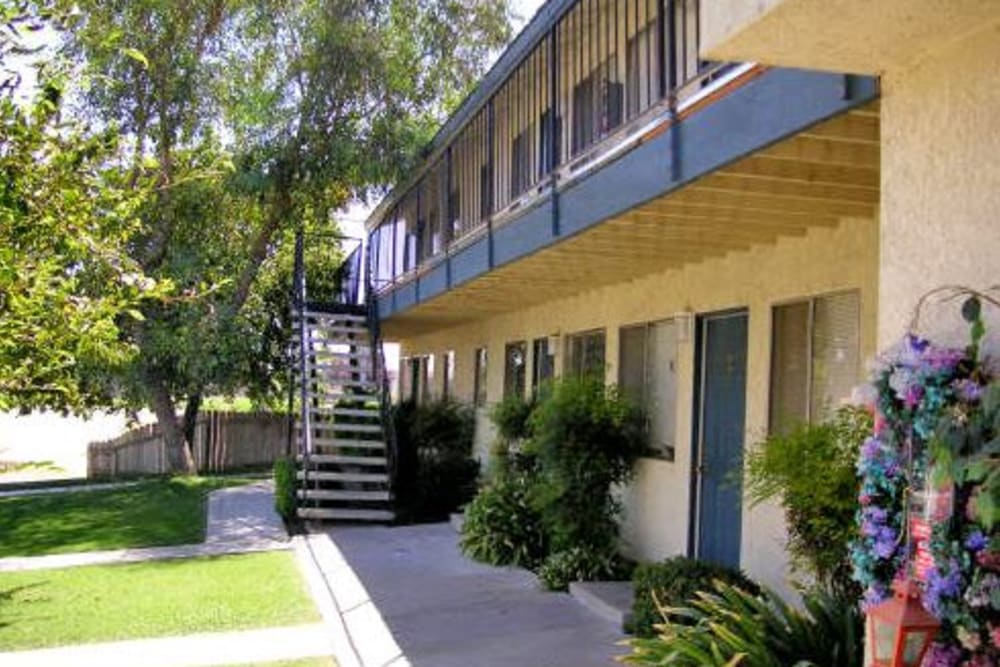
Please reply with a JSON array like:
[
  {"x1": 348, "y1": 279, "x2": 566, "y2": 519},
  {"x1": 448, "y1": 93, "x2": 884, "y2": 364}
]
[
  {"x1": 181, "y1": 392, "x2": 202, "y2": 468},
  {"x1": 149, "y1": 378, "x2": 196, "y2": 474}
]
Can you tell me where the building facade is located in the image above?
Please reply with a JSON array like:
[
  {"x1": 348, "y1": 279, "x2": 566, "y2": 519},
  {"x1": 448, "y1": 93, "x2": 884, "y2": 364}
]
[{"x1": 365, "y1": 0, "x2": 1000, "y2": 596}]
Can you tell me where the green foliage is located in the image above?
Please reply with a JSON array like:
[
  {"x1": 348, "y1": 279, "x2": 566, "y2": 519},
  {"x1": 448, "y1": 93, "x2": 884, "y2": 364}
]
[
  {"x1": 0, "y1": 74, "x2": 168, "y2": 413},
  {"x1": 8, "y1": 0, "x2": 512, "y2": 467},
  {"x1": 491, "y1": 393, "x2": 534, "y2": 441},
  {"x1": 526, "y1": 377, "x2": 646, "y2": 553},
  {"x1": 460, "y1": 470, "x2": 547, "y2": 569},
  {"x1": 620, "y1": 581, "x2": 863, "y2": 667},
  {"x1": 273, "y1": 458, "x2": 297, "y2": 522},
  {"x1": 393, "y1": 400, "x2": 479, "y2": 522},
  {"x1": 537, "y1": 545, "x2": 630, "y2": 592},
  {"x1": 628, "y1": 557, "x2": 759, "y2": 638},
  {"x1": 744, "y1": 406, "x2": 871, "y2": 595},
  {"x1": 463, "y1": 377, "x2": 645, "y2": 589}
]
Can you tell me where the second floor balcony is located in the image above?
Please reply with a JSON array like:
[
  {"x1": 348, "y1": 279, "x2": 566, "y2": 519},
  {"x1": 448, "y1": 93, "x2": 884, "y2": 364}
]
[{"x1": 366, "y1": 0, "x2": 879, "y2": 330}]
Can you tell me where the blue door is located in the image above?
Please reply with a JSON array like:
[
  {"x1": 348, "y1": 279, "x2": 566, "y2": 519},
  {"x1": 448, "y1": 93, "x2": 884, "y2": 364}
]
[{"x1": 693, "y1": 311, "x2": 748, "y2": 569}]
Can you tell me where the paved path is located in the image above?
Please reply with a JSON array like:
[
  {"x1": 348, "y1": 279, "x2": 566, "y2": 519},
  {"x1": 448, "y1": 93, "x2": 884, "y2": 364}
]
[
  {"x1": 309, "y1": 523, "x2": 626, "y2": 667},
  {"x1": 0, "y1": 480, "x2": 140, "y2": 498},
  {"x1": 0, "y1": 624, "x2": 333, "y2": 667},
  {"x1": 0, "y1": 481, "x2": 288, "y2": 572}
]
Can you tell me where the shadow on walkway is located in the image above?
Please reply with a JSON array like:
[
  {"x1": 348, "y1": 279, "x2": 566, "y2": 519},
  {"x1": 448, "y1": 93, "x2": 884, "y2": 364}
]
[{"x1": 322, "y1": 523, "x2": 625, "y2": 667}]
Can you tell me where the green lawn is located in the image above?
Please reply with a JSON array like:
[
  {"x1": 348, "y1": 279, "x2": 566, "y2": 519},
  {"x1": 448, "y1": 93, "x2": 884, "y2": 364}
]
[
  {"x1": 0, "y1": 551, "x2": 319, "y2": 650},
  {"x1": 0, "y1": 476, "x2": 251, "y2": 558}
]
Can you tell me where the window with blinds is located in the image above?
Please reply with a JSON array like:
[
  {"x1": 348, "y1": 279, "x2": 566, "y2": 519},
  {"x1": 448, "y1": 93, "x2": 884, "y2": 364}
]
[
  {"x1": 566, "y1": 329, "x2": 606, "y2": 380},
  {"x1": 442, "y1": 351, "x2": 455, "y2": 400},
  {"x1": 769, "y1": 292, "x2": 861, "y2": 434},
  {"x1": 620, "y1": 320, "x2": 678, "y2": 459},
  {"x1": 504, "y1": 341, "x2": 527, "y2": 399},
  {"x1": 532, "y1": 337, "x2": 555, "y2": 396},
  {"x1": 474, "y1": 347, "x2": 488, "y2": 407}
]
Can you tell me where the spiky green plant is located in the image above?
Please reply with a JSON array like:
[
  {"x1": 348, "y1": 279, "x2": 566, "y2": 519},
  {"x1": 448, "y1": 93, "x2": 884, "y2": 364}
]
[{"x1": 619, "y1": 581, "x2": 862, "y2": 667}]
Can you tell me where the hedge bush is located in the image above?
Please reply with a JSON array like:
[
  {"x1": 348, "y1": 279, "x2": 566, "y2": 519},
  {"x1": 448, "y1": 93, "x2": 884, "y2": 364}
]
[
  {"x1": 745, "y1": 406, "x2": 871, "y2": 597},
  {"x1": 273, "y1": 457, "x2": 297, "y2": 522},
  {"x1": 537, "y1": 545, "x2": 631, "y2": 592},
  {"x1": 526, "y1": 377, "x2": 646, "y2": 553},
  {"x1": 628, "y1": 556, "x2": 758, "y2": 637},
  {"x1": 460, "y1": 469, "x2": 546, "y2": 569},
  {"x1": 393, "y1": 399, "x2": 479, "y2": 523}
]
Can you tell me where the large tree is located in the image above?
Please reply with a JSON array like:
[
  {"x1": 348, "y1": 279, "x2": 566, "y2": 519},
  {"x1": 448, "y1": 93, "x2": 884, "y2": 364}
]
[
  {"x1": 0, "y1": 6, "x2": 169, "y2": 414},
  {"x1": 55, "y1": 0, "x2": 513, "y2": 470}
]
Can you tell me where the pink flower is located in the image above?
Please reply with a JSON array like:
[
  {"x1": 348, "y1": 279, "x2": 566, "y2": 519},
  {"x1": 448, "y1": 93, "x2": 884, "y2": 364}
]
[{"x1": 990, "y1": 625, "x2": 1000, "y2": 649}]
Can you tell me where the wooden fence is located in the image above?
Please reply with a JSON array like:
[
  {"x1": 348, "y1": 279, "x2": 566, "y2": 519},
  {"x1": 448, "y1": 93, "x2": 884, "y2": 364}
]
[{"x1": 87, "y1": 411, "x2": 290, "y2": 478}]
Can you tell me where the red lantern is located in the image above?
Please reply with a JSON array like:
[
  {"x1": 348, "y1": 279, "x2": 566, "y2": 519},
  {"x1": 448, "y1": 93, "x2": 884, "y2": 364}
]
[{"x1": 867, "y1": 578, "x2": 941, "y2": 666}]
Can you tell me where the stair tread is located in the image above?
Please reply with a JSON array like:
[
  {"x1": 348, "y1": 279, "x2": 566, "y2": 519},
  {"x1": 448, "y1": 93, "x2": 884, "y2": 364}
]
[
  {"x1": 297, "y1": 507, "x2": 394, "y2": 521},
  {"x1": 297, "y1": 489, "x2": 391, "y2": 501},
  {"x1": 298, "y1": 454, "x2": 388, "y2": 466},
  {"x1": 298, "y1": 422, "x2": 382, "y2": 433},
  {"x1": 313, "y1": 440, "x2": 386, "y2": 450},
  {"x1": 297, "y1": 471, "x2": 389, "y2": 482}
]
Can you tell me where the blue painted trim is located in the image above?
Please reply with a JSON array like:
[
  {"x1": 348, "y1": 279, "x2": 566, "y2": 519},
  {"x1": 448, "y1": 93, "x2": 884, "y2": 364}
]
[
  {"x1": 377, "y1": 67, "x2": 879, "y2": 322},
  {"x1": 449, "y1": 236, "x2": 491, "y2": 287},
  {"x1": 420, "y1": 262, "x2": 450, "y2": 302},
  {"x1": 493, "y1": 199, "x2": 555, "y2": 267}
]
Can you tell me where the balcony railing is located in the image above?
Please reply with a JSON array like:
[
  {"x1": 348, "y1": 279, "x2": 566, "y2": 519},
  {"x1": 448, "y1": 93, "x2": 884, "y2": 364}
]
[{"x1": 368, "y1": 0, "x2": 742, "y2": 292}]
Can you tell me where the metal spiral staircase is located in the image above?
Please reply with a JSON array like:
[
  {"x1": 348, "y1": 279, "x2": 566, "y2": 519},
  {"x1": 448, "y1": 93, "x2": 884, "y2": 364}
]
[{"x1": 290, "y1": 232, "x2": 396, "y2": 523}]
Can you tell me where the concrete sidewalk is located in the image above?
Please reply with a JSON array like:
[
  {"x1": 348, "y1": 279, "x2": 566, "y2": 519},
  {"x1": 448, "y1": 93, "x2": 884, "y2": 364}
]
[
  {"x1": 0, "y1": 624, "x2": 333, "y2": 667},
  {"x1": 0, "y1": 481, "x2": 288, "y2": 572},
  {"x1": 312, "y1": 523, "x2": 626, "y2": 667}
]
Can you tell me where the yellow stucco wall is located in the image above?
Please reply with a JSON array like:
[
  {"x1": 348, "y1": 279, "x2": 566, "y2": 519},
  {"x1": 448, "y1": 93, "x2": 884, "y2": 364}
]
[
  {"x1": 700, "y1": 0, "x2": 999, "y2": 76},
  {"x1": 393, "y1": 215, "x2": 879, "y2": 595},
  {"x1": 879, "y1": 21, "x2": 1000, "y2": 348}
]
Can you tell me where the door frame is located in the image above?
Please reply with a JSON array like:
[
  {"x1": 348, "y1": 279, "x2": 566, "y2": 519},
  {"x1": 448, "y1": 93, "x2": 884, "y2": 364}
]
[{"x1": 686, "y1": 307, "x2": 749, "y2": 562}]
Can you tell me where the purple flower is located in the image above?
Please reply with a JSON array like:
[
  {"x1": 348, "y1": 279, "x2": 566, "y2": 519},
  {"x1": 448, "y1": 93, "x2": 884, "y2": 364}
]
[
  {"x1": 861, "y1": 436, "x2": 881, "y2": 460},
  {"x1": 904, "y1": 384, "x2": 924, "y2": 408},
  {"x1": 924, "y1": 561, "x2": 962, "y2": 617},
  {"x1": 966, "y1": 530, "x2": 988, "y2": 552},
  {"x1": 922, "y1": 642, "x2": 962, "y2": 667},
  {"x1": 921, "y1": 346, "x2": 966, "y2": 372},
  {"x1": 954, "y1": 378, "x2": 984, "y2": 403}
]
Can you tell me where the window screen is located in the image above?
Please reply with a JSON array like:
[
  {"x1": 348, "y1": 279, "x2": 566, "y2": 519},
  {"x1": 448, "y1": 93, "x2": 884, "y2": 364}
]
[
  {"x1": 770, "y1": 292, "x2": 861, "y2": 433},
  {"x1": 566, "y1": 329, "x2": 606, "y2": 380},
  {"x1": 504, "y1": 341, "x2": 527, "y2": 399},
  {"x1": 532, "y1": 337, "x2": 555, "y2": 396},
  {"x1": 474, "y1": 347, "x2": 488, "y2": 407}
]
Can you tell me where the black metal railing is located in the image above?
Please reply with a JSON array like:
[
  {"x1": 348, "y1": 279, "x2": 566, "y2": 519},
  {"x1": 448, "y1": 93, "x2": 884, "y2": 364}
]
[
  {"x1": 368, "y1": 0, "x2": 739, "y2": 289},
  {"x1": 364, "y1": 242, "x2": 400, "y2": 499}
]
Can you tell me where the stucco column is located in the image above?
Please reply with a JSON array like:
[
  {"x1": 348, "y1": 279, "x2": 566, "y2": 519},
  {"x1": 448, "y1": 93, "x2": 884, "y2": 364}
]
[{"x1": 878, "y1": 23, "x2": 1000, "y2": 350}]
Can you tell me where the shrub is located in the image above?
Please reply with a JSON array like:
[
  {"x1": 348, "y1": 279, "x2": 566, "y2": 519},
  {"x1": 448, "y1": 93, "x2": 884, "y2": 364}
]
[
  {"x1": 745, "y1": 406, "x2": 871, "y2": 596},
  {"x1": 460, "y1": 470, "x2": 546, "y2": 569},
  {"x1": 393, "y1": 399, "x2": 479, "y2": 523},
  {"x1": 273, "y1": 457, "x2": 297, "y2": 521},
  {"x1": 490, "y1": 393, "x2": 534, "y2": 441},
  {"x1": 628, "y1": 556, "x2": 759, "y2": 637},
  {"x1": 526, "y1": 377, "x2": 646, "y2": 553},
  {"x1": 537, "y1": 545, "x2": 630, "y2": 592},
  {"x1": 620, "y1": 581, "x2": 863, "y2": 667}
]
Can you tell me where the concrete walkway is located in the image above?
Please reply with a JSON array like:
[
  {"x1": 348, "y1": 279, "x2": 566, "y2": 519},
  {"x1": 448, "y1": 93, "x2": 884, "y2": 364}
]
[
  {"x1": 0, "y1": 481, "x2": 288, "y2": 572},
  {"x1": 0, "y1": 624, "x2": 333, "y2": 667},
  {"x1": 309, "y1": 523, "x2": 626, "y2": 667},
  {"x1": 0, "y1": 480, "x2": 140, "y2": 498}
]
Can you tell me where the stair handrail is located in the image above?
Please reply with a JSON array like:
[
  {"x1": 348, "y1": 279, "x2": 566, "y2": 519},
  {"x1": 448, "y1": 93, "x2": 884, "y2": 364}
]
[
  {"x1": 292, "y1": 229, "x2": 313, "y2": 502},
  {"x1": 364, "y1": 244, "x2": 399, "y2": 502}
]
